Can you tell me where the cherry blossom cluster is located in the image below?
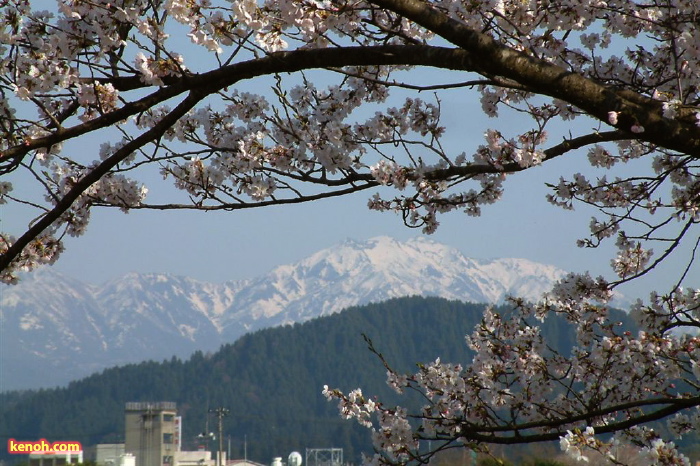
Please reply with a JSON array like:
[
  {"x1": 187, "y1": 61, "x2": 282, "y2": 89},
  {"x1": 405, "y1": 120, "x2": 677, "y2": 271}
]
[
  {"x1": 0, "y1": 232, "x2": 64, "y2": 285},
  {"x1": 324, "y1": 271, "x2": 699, "y2": 463},
  {"x1": 474, "y1": 128, "x2": 546, "y2": 169},
  {"x1": 75, "y1": 83, "x2": 119, "y2": 122},
  {"x1": 322, "y1": 386, "x2": 377, "y2": 429},
  {"x1": 134, "y1": 53, "x2": 187, "y2": 86},
  {"x1": 153, "y1": 85, "x2": 499, "y2": 234},
  {"x1": 559, "y1": 427, "x2": 601, "y2": 463},
  {"x1": 630, "y1": 288, "x2": 700, "y2": 334},
  {"x1": 623, "y1": 427, "x2": 692, "y2": 466}
]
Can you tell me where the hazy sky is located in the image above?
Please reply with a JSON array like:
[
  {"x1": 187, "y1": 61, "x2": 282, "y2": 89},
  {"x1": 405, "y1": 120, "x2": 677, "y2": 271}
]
[{"x1": 3, "y1": 43, "x2": 697, "y2": 303}]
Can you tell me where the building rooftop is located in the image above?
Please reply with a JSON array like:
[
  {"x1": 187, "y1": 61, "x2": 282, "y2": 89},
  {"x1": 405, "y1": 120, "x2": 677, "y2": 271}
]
[{"x1": 125, "y1": 402, "x2": 177, "y2": 411}]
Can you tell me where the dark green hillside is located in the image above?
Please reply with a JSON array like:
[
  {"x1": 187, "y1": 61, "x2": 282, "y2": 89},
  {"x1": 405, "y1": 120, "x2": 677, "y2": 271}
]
[{"x1": 0, "y1": 297, "x2": 633, "y2": 463}]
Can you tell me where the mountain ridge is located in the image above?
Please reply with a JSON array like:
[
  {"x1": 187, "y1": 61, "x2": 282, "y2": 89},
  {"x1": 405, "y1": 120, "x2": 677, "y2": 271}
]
[{"x1": 1, "y1": 236, "x2": 567, "y2": 390}]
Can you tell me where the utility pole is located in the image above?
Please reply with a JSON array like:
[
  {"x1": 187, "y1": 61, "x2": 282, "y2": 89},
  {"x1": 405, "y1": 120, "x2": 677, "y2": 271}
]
[{"x1": 209, "y1": 408, "x2": 229, "y2": 466}]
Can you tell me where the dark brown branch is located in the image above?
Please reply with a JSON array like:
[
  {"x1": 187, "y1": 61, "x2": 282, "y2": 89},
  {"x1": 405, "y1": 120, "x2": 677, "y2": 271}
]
[
  {"x1": 368, "y1": 0, "x2": 700, "y2": 156},
  {"x1": 326, "y1": 66, "x2": 500, "y2": 91},
  {"x1": 0, "y1": 91, "x2": 203, "y2": 272},
  {"x1": 420, "y1": 130, "x2": 627, "y2": 181},
  {"x1": 95, "y1": 182, "x2": 379, "y2": 211},
  {"x1": 0, "y1": 44, "x2": 480, "y2": 170},
  {"x1": 89, "y1": 131, "x2": 625, "y2": 212},
  {"x1": 425, "y1": 395, "x2": 700, "y2": 445}
]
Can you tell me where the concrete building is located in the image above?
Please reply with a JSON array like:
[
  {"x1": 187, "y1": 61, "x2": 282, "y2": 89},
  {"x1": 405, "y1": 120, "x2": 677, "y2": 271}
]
[
  {"x1": 125, "y1": 402, "x2": 179, "y2": 466},
  {"x1": 89, "y1": 443, "x2": 126, "y2": 466},
  {"x1": 227, "y1": 461, "x2": 265, "y2": 466},
  {"x1": 28, "y1": 451, "x2": 83, "y2": 466},
  {"x1": 85, "y1": 444, "x2": 135, "y2": 466},
  {"x1": 173, "y1": 450, "x2": 216, "y2": 466}
]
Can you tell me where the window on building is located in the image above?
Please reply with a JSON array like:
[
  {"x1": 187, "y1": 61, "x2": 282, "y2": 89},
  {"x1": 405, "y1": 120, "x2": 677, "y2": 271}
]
[
  {"x1": 163, "y1": 433, "x2": 173, "y2": 444},
  {"x1": 163, "y1": 456, "x2": 173, "y2": 465},
  {"x1": 163, "y1": 414, "x2": 174, "y2": 422}
]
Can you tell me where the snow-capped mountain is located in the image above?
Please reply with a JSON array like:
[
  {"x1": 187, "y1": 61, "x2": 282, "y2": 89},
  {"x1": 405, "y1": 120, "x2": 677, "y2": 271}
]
[
  {"x1": 219, "y1": 237, "x2": 565, "y2": 332},
  {"x1": 0, "y1": 236, "x2": 566, "y2": 390}
]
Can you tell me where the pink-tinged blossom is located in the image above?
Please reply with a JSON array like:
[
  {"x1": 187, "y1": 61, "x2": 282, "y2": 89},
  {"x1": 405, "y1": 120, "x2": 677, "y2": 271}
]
[
  {"x1": 0, "y1": 182, "x2": 12, "y2": 204},
  {"x1": 559, "y1": 427, "x2": 597, "y2": 463},
  {"x1": 662, "y1": 101, "x2": 680, "y2": 119},
  {"x1": 611, "y1": 242, "x2": 653, "y2": 279}
]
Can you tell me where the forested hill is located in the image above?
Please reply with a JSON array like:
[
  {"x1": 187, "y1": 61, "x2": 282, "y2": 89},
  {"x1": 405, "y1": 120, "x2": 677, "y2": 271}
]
[{"x1": 0, "y1": 297, "x2": 633, "y2": 464}]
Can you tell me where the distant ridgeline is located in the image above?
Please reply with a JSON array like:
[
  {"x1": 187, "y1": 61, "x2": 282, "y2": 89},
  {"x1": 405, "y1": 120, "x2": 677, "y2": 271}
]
[{"x1": 0, "y1": 296, "x2": 642, "y2": 463}]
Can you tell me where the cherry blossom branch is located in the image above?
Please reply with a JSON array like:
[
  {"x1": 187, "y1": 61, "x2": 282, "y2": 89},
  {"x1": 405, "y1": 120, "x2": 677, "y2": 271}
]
[
  {"x1": 0, "y1": 90, "x2": 203, "y2": 272},
  {"x1": 326, "y1": 67, "x2": 522, "y2": 92},
  {"x1": 369, "y1": 0, "x2": 700, "y2": 155},
  {"x1": 98, "y1": 183, "x2": 379, "y2": 211},
  {"x1": 87, "y1": 130, "x2": 627, "y2": 214},
  {"x1": 0, "y1": 44, "x2": 482, "y2": 172}
]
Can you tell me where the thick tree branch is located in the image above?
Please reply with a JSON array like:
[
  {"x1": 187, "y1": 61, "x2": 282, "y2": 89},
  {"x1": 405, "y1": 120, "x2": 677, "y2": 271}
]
[
  {"x1": 0, "y1": 91, "x2": 203, "y2": 272},
  {"x1": 0, "y1": 45, "x2": 479, "y2": 171},
  {"x1": 369, "y1": 0, "x2": 700, "y2": 156},
  {"x1": 427, "y1": 395, "x2": 700, "y2": 445},
  {"x1": 3, "y1": 41, "x2": 624, "y2": 273}
]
